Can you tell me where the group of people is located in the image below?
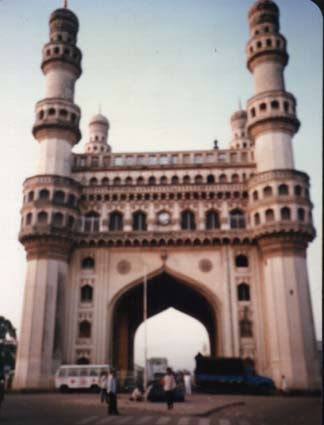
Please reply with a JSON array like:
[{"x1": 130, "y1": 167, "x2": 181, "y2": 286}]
[
  {"x1": 99, "y1": 369, "x2": 119, "y2": 415},
  {"x1": 99, "y1": 367, "x2": 192, "y2": 415}
]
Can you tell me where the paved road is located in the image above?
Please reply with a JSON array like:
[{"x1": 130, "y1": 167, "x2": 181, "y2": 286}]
[{"x1": 0, "y1": 393, "x2": 321, "y2": 425}]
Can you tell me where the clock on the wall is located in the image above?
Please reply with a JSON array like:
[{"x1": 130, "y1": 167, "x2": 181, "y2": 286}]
[{"x1": 157, "y1": 211, "x2": 171, "y2": 225}]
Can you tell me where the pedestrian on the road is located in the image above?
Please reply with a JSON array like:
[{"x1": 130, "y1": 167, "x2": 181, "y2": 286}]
[
  {"x1": 184, "y1": 371, "x2": 192, "y2": 396},
  {"x1": 99, "y1": 371, "x2": 108, "y2": 403},
  {"x1": 163, "y1": 367, "x2": 177, "y2": 410},
  {"x1": 106, "y1": 369, "x2": 119, "y2": 415},
  {"x1": 281, "y1": 374, "x2": 289, "y2": 394}
]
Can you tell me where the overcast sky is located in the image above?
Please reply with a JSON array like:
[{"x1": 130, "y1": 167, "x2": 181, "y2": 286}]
[{"x1": 0, "y1": 0, "x2": 322, "y2": 372}]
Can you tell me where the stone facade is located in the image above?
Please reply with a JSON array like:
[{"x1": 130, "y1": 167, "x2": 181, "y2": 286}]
[{"x1": 14, "y1": 0, "x2": 320, "y2": 390}]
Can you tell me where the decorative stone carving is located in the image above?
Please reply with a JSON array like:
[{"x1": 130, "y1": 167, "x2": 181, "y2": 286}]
[
  {"x1": 117, "y1": 260, "x2": 131, "y2": 274},
  {"x1": 199, "y1": 258, "x2": 213, "y2": 273}
]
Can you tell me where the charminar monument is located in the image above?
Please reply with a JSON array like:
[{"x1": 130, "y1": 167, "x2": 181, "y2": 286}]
[{"x1": 14, "y1": 0, "x2": 320, "y2": 390}]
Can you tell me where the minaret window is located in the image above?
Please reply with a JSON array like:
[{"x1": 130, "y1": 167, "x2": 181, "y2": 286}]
[
  {"x1": 235, "y1": 255, "x2": 248, "y2": 268},
  {"x1": 59, "y1": 109, "x2": 68, "y2": 118},
  {"x1": 181, "y1": 210, "x2": 196, "y2": 230},
  {"x1": 133, "y1": 211, "x2": 147, "y2": 231},
  {"x1": 278, "y1": 184, "x2": 289, "y2": 195},
  {"x1": 81, "y1": 285, "x2": 93, "y2": 303},
  {"x1": 90, "y1": 177, "x2": 98, "y2": 186},
  {"x1": 252, "y1": 191, "x2": 258, "y2": 201},
  {"x1": 281, "y1": 207, "x2": 291, "y2": 221},
  {"x1": 263, "y1": 186, "x2": 273, "y2": 197},
  {"x1": 37, "y1": 211, "x2": 48, "y2": 224},
  {"x1": 39, "y1": 189, "x2": 50, "y2": 200},
  {"x1": 250, "y1": 108, "x2": 256, "y2": 118},
  {"x1": 294, "y1": 185, "x2": 302, "y2": 196},
  {"x1": 67, "y1": 215, "x2": 75, "y2": 229},
  {"x1": 27, "y1": 191, "x2": 34, "y2": 202},
  {"x1": 266, "y1": 39, "x2": 272, "y2": 47},
  {"x1": 298, "y1": 208, "x2": 305, "y2": 222},
  {"x1": 52, "y1": 212, "x2": 64, "y2": 227},
  {"x1": 26, "y1": 213, "x2": 32, "y2": 226},
  {"x1": 53, "y1": 190, "x2": 65, "y2": 204},
  {"x1": 254, "y1": 212, "x2": 260, "y2": 225},
  {"x1": 238, "y1": 283, "x2": 250, "y2": 301},
  {"x1": 260, "y1": 103, "x2": 267, "y2": 111},
  {"x1": 257, "y1": 41, "x2": 262, "y2": 48},
  {"x1": 67, "y1": 194, "x2": 76, "y2": 207},
  {"x1": 265, "y1": 209, "x2": 274, "y2": 222},
  {"x1": 81, "y1": 257, "x2": 95, "y2": 269},
  {"x1": 48, "y1": 107, "x2": 56, "y2": 115},
  {"x1": 207, "y1": 174, "x2": 215, "y2": 184},
  {"x1": 206, "y1": 210, "x2": 220, "y2": 230},
  {"x1": 284, "y1": 101, "x2": 289, "y2": 113},
  {"x1": 230, "y1": 209, "x2": 246, "y2": 229},
  {"x1": 79, "y1": 320, "x2": 91, "y2": 338},
  {"x1": 219, "y1": 174, "x2": 227, "y2": 183},
  {"x1": 271, "y1": 100, "x2": 279, "y2": 109},
  {"x1": 195, "y1": 175, "x2": 203, "y2": 184}
]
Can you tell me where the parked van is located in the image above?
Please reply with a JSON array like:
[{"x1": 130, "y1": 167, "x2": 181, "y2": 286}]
[{"x1": 55, "y1": 364, "x2": 110, "y2": 392}]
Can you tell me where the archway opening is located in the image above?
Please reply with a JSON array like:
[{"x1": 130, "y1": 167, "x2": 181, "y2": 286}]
[
  {"x1": 134, "y1": 307, "x2": 210, "y2": 372},
  {"x1": 111, "y1": 271, "x2": 217, "y2": 373}
]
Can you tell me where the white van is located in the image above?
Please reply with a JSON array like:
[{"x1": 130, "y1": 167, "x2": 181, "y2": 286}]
[{"x1": 55, "y1": 364, "x2": 110, "y2": 392}]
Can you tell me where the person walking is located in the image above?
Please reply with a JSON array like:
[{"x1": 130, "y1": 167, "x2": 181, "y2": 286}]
[
  {"x1": 106, "y1": 369, "x2": 119, "y2": 415},
  {"x1": 99, "y1": 371, "x2": 108, "y2": 403},
  {"x1": 163, "y1": 367, "x2": 177, "y2": 410},
  {"x1": 184, "y1": 371, "x2": 192, "y2": 396}
]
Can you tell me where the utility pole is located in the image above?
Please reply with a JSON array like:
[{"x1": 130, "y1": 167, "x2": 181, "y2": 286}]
[{"x1": 143, "y1": 263, "x2": 148, "y2": 392}]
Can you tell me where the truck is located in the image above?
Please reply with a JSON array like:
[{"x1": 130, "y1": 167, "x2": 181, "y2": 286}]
[{"x1": 194, "y1": 353, "x2": 275, "y2": 395}]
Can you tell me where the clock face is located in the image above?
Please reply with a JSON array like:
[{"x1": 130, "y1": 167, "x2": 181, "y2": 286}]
[{"x1": 158, "y1": 211, "x2": 170, "y2": 225}]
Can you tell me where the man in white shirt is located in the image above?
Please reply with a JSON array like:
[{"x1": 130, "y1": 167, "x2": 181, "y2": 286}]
[{"x1": 106, "y1": 369, "x2": 119, "y2": 415}]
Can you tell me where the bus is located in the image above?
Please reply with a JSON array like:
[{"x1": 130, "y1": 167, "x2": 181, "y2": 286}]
[{"x1": 55, "y1": 364, "x2": 110, "y2": 392}]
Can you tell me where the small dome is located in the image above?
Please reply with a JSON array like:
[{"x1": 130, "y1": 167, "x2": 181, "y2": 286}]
[
  {"x1": 231, "y1": 110, "x2": 247, "y2": 122},
  {"x1": 248, "y1": 0, "x2": 279, "y2": 18},
  {"x1": 89, "y1": 113, "x2": 110, "y2": 127},
  {"x1": 50, "y1": 8, "x2": 79, "y2": 27}
]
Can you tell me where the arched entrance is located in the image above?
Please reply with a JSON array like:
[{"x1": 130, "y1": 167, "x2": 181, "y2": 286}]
[{"x1": 111, "y1": 270, "x2": 219, "y2": 371}]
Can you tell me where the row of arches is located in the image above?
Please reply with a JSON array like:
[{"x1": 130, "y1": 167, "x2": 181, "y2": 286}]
[
  {"x1": 252, "y1": 183, "x2": 309, "y2": 200},
  {"x1": 25, "y1": 188, "x2": 78, "y2": 207},
  {"x1": 81, "y1": 189, "x2": 249, "y2": 203},
  {"x1": 87, "y1": 172, "x2": 252, "y2": 187},
  {"x1": 250, "y1": 96, "x2": 294, "y2": 120},
  {"x1": 249, "y1": 34, "x2": 284, "y2": 55},
  {"x1": 254, "y1": 206, "x2": 309, "y2": 225}
]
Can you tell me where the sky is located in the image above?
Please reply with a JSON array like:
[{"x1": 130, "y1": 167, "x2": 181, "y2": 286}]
[{"x1": 0, "y1": 0, "x2": 322, "y2": 372}]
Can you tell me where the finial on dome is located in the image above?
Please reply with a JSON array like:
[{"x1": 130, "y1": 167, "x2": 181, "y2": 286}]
[
  {"x1": 99, "y1": 103, "x2": 102, "y2": 114},
  {"x1": 238, "y1": 97, "x2": 242, "y2": 110},
  {"x1": 64, "y1": 0, "x2": 68, "y2": 9}
]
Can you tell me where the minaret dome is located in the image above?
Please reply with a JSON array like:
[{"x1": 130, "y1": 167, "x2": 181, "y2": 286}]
[{"x1": 85, "y1": 113, "x2": 111, "y2": 153}]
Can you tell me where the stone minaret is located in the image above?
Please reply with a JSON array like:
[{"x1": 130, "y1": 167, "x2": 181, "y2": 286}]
[
  {"x1": 84, "y1": 113, "x2": 111, "y2": 154},
  {"x1": 14, "y1": 5, "x2": 82, "y2": 388},
  {"x1": 247, "y1": 0, "x2": 320, "y2": 389}
]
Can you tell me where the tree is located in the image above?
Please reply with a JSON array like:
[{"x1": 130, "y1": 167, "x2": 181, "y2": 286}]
[{"x1": 0, "y1": 316, "x2": 17, "y2": 372}]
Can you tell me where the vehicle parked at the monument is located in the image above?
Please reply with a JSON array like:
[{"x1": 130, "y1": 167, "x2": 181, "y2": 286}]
[
  {"x1": 55, "y1": 365, "x2": 110, "y2": 392},
  {"x1": 194, "y1": 353, "x2": 275, "y2": 395}
]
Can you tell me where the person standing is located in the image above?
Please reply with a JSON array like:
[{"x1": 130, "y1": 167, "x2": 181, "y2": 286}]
[
  {"x1": 184, "y1": 371, "x2": 192, "y2": 396},
  {"x1": 163, "y1": 367, "x2": 177, "y2": 410},
  {"x1": 99, "y1": 371, "x2": 108, "y2": 403},
  {"x1": 281, "y1": 374, "x2": 289, "y2": 394},
  {"x1": 106, "y1": 369, "x2": 119, "y2": 415}
]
